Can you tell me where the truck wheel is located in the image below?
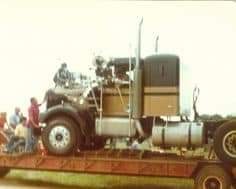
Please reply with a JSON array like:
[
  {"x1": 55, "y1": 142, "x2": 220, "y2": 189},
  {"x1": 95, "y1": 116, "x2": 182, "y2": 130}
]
[
  {"x1": 42, "y1": 117, "x2": 82, "y2": 155},
  {"x1": 195, "y1": 165, "x2": 231, "y2": 189},
  {"x1": 213, "y1": 121, "x2": 236, "y2": 164},
  {"x1": 0, "y1": 168, "x2": 10, "y2": 178}
]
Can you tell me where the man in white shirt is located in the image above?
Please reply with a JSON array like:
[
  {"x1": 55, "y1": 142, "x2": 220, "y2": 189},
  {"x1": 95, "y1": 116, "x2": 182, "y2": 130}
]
[
  {"x1": 4, "y1": 117, "x2": 27, "y2": 153},
  {"x1": 9, "y1": 107, "x2": 21, "y2": 129},
  {"x1": 4, "y1": 107, "x2": 21, "y2": 137}
]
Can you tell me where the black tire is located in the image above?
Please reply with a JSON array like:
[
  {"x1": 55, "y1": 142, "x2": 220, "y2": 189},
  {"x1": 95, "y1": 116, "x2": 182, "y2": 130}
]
[
  {"x1": 42, "y1": 116, "x2": 83, "y2": 155},
  {"x1": 0, "y1": 168, "x2": 10, "y2": 178},
  {"x1": 195, "y1": 165, "x2": 231, "y2": 189},
  {"x1": 213, "y1": 120, "x2": 236, "y2": 164}
]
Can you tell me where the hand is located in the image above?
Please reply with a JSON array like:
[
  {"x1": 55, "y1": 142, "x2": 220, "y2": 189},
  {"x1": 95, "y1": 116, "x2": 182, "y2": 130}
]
[{"x1": 34, "y1": 124, "x2": 40, "y2": 128}]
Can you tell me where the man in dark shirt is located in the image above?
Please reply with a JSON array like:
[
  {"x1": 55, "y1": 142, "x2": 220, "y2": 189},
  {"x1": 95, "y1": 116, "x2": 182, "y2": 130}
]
[
  {"x1": 25, "y1": 97, "x2": 40, "y2": 153},
  {"x1": 53, "y1": 63, "x2": 71, "y2": 86}
]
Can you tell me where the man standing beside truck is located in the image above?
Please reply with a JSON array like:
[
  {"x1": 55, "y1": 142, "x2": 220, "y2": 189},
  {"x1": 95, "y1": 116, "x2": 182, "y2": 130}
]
[{"x1": 25, "y1": 97, "x2": 40, "y2": 153}]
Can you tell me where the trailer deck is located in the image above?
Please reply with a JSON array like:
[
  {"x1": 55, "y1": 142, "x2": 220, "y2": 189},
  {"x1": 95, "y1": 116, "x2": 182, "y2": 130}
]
[
  {"x1": 0, "y1": 149, "x2": 235, "y2": 189},
  {"x1": 0, "y1": 150, "x2": 222, "y2": 177}
]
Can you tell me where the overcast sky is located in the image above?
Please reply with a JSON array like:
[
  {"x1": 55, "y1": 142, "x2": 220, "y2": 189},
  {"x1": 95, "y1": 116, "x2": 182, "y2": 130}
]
[{"x1": 0, "y1": 1, "x2": 236, "y2": 117}]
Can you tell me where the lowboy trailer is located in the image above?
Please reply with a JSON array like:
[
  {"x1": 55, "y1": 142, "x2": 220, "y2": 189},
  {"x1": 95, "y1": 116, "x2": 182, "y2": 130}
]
[{"x1": 0, "y1": 150, "x2": 235, "y2": 189}]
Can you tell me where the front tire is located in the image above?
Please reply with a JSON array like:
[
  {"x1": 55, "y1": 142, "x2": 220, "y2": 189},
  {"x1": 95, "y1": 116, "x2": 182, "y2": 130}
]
[
  {"x1": 213, "y1": 120, "x2": 236, "y2": 164},
  {"x1": 194, "y1": 165, "x2": 231, "y2": 189},
  {"x1": 42, "y1": 117, "x2": 82, "y2": 155}
]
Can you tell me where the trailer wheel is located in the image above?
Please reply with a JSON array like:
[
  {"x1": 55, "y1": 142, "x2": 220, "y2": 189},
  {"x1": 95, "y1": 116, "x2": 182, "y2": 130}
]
[
  {"x1": 195, "y1": 165, "x2": 231, "y2": 189},
  {"x1": 0, "y1": 168, "x2": 10, "y2": 178},
  {"x1": 42, "y1": 116, "x2": 82, "y2": 155},
  {"x1": 213, "y1": 121, "x2": 236, "y2": 164}
]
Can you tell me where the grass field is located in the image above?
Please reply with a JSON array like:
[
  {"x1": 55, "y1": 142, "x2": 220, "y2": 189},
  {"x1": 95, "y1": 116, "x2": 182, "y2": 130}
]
[{"x1": 5, "y1": 170, "x2": 194, "y2": 189}]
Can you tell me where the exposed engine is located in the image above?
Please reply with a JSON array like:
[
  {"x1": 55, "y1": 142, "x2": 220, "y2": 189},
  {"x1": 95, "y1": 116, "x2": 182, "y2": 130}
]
[{"x1": 45, "y1": 56, "x2": 134, "y2": 108}]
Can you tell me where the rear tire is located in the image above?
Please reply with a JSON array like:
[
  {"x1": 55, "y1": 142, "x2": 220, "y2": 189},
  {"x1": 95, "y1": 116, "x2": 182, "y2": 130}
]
[
  {"x1": 213, "y1": 120, "x2": 236, "y2": 164},
  {"x1": 194, "y1": 165, "x2": 231, "y2": 189},
  {"x1": 42, "y1": 116, "x2": 83, "y2": 155}
]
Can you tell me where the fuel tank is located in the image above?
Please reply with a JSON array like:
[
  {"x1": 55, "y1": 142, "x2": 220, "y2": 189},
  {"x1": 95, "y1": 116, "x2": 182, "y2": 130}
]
[
  {"x1": 152, "y1": 122, "x2": 204, "y2": 148},
  {"x1": 95, "y1": 117, "x2": 136, "y2": 137}
]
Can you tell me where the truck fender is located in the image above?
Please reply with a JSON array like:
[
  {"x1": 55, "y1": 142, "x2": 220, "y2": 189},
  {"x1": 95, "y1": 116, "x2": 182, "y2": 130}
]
[{"x1": 40, "y1": 104, "x2": 90, "y2": 136}]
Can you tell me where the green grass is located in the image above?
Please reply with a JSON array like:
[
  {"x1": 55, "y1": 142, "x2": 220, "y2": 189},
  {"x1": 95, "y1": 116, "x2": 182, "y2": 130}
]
[{"x1": 4, "y1": 169, "x2": 194, "y2": 189}]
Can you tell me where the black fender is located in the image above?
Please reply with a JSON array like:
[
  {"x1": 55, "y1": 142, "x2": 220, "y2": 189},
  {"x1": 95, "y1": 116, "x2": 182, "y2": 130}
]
[{"x1": 40, "y1": 104, "x2": 92, "y2": 136}]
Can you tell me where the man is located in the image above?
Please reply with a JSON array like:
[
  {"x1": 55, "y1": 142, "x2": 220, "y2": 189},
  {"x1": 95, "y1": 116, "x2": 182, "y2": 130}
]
[
  {"x1": 53, "y1": 63, "x2": 71, "y2": 87},
  {"x1": 9, "y1": 107, "x2": 21, "y2": 130},
  {"x1": 4, "y1": 117, "x2": 27, "y2": 153},
  {"x1": 4, "y1": 107, "x2": 21, "y2": 137},
  {"x1": 25, "y1": 97, "x2": 40, "y2": 153}
]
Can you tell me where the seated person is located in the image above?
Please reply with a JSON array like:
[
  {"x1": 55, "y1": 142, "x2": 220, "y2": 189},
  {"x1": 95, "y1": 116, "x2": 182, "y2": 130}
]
[
  {"x1": 4, "y1": 117, "x2": 27, "y2": 153},
  {"x1": 53, "y1": 63, "x2": 73, "y2": 87}
]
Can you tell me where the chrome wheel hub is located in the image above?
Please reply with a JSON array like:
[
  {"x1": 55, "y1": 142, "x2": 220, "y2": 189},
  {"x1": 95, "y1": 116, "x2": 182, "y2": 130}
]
[
  {"x1": 49, "y1": 125, "x2": 71, "y2": 150},
  {"x1": 223, "y1": 130, "x2": 236, "y2": 158}
]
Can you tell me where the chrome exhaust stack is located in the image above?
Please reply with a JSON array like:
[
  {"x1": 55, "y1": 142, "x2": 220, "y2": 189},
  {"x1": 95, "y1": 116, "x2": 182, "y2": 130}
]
[{"x1": 133, "y1": 18, "x2": 143, "y2": 119}]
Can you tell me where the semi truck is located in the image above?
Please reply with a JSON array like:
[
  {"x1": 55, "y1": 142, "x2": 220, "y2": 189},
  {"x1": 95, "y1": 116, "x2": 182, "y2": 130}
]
[
  {"x1": 0, "y1": 19, "x2": 236, "y2": 189},
  {"x1": 38, "y1": 19, "x2": 236, "y2": 165}
]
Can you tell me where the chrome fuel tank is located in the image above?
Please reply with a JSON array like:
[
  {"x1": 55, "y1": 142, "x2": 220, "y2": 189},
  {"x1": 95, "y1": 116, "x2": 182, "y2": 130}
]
[
  {"x1": 95, "y1": 117, "x2": 136, "y2": 137},
  {"x1": 152, "y1": 122, "x2": 204, "y2": 148}
]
